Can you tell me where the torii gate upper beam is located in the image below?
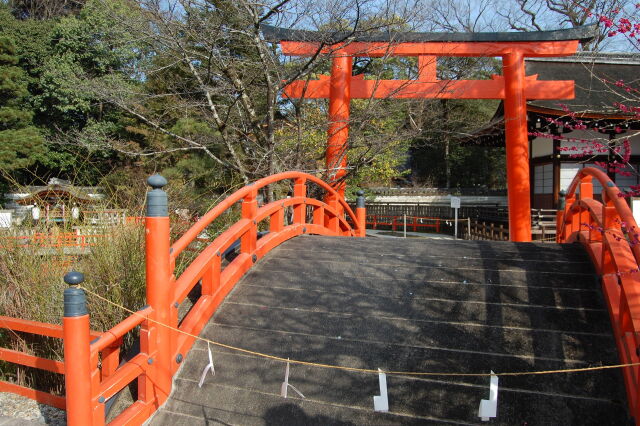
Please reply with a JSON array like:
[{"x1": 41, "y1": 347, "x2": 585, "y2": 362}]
[{"x1": 263, "y1": 25, "x2": 596, "y2": 242}]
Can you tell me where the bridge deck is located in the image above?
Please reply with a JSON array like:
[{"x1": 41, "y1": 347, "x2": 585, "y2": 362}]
[{"x1": 150, "y1": 236, "x2": 627, "y2": 425}]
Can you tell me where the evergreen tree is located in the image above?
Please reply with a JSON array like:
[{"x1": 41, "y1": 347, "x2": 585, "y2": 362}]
[{"x1": 0, "y1": 34, "x2": 43, "y2": 172}]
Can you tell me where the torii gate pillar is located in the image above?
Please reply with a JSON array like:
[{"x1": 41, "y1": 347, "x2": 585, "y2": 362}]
[
  {"x1": 326, "y1": 52, "x2": 352, "y2": 203},
  {"x1": 503, "y1": 52, "x2": 531, "y2": 241}
]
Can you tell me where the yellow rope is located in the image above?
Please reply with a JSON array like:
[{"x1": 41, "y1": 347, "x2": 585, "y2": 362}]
[{"x1": 80, "y1": 286, "x2": 640, "y2": 378}]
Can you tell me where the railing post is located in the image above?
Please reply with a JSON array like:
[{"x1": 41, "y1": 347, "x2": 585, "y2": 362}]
[
  {"x1": 356, "y1": 190, "x2": 366, "y2": 238},
  {"x1": 145, "y1": 174, "x2": 172, "y2": 403},
  {"x1": 332, "y1": 197, "x2": 341, "y2": 233},
  {"x1": 293, "y1": 178, "x2": 307, "y2": 225},
  {"x1": 556, "y1": 190, "x2": 566, "y2": 243},
  {"x1": 241, "y1": 188, "x2": 258, "y2": 255},
  {"x1": 101, "y1": 339, "x2": 121, "y2": 379},
  {"x1": 271, "y1": 202, "x2": 285, "y2": 233},
  {"x1": 579, "y1": 176, "x2": 593, "y2": 200},
  {"x1": 602, "y1": 188, "x2": 621, "y2": 275},
  {"x1": 63, "y1": 271, "x2": 93, "y2": 426}
]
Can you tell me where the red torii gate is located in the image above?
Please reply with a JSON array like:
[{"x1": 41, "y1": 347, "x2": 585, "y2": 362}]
[{"x1": 263, "y1": 25, "x2": 595, "y2": 242}]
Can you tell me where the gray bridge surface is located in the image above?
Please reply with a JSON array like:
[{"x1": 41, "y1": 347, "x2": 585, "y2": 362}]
[{"x1": 149, "y1": 235, "x2": 627, "y2": 425}]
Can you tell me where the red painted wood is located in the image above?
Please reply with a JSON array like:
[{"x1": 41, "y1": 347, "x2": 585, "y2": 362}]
[
  {"x1": 109, "y1": 400, "x2": 154, "y2": 426},
  {"x1": 145, "y1": 216, "x2": 172, "y2": 404},
  {"x1": 503, "y1": 51, "x2": 531, "y2": 241},
  {"x1": 6, "y1": 172, "x2": 361, "y2": 426},
  {"x1": 0, "y1": 381, "x2": 66, "y2": 410},
  {"x1": 170, "y1": 172, "x2": 360, "y2": 259},
  {"x1": 280, "y1": 39, "x2": 580, "y2": 57},
  {"x1": 0, "y1": 316, "x2": 65, "y2": 338},
  {"x1": 98, "y1": 353, "x2": 147, "y2": 401},
  {"x1": 558, "y1": 167, "x2": 640, "y2": 424},
  {"x1": 283, "y1": 78, "x2": 574, "y2": 100},
  {"x1": 63, "y1": 314, "x2": 93, "y2": 426},
  {"x1": 326, "y1": 53, "x2": 352, "y2": 199},
  {"x1": 418, "y1": 56, "x2": 437, "y2": 80},
  {"x1": 90, "y1": 308, "x2": 150, "y2": 354},
  {"x1": 0, "y1": 348, "x2": 64, "y2": 374}
]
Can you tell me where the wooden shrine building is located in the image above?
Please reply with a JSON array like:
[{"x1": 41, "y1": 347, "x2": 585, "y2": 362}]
[
  {"x1": 467, "y1": 52, "x2": 640, "y2": 209},
  {"x1": 3, "y1": 178, "x2": 127, "y2": 226}
]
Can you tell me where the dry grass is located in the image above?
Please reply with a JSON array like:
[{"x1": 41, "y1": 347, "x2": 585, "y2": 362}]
[
  {"x1": 0, "y1": 222, "x2": 147, "y2": 394},
  {"x1": 0, "y1": 179, "x2": 250, "y2": 396}
]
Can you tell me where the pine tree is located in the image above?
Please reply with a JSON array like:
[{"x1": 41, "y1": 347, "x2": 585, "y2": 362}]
[{"x1": 0, "y1": 35, "x2": 43, "y2": 171}]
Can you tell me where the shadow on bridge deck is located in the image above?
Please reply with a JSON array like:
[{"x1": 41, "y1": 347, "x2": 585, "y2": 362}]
[{"x1": 149, "y1": 235, "x2": 627, "y2": 425}]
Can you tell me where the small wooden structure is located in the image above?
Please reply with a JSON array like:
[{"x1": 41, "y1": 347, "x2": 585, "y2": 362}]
[{"x1": 4, "y1": 178, "x2": 126, "y2": 226}]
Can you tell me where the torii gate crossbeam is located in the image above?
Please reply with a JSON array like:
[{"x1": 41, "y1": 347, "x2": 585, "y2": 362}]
[{"x1": 263, "y1": 25, "x2": 596, "y2": 242}]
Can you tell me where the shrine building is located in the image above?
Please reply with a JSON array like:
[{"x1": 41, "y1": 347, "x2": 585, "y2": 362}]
[{"x1": 467, "y1": 52, "x2": 640, "y2": 210}]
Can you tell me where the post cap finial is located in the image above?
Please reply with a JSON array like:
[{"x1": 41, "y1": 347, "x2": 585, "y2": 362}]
[
  {"x1": 557, "y1": 189, "x2": 566, "y2": 211},
  {"x1": 147, "y1": 174, "x2": 168, "y2": 190},
  {"x1": 146, "y1": 174, "x2": 168, "y2": 217},
  {"x1": 64, "y1": 271, "x2": 84, "y2": 286},
  {"x1": 63, "y1": 271, "x2": 87, "y2": 317},
  {"x1": 356, "y1": 190, "x2": 365, "y2": 208}
]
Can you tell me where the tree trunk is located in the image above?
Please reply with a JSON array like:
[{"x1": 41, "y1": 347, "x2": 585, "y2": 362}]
[{"x1": 441, "y1": 99, "x2": 451, "y2": 189}]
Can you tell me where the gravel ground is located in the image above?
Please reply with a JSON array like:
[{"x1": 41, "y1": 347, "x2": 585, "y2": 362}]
[{"x1": 0, "y1": 393, "x2": 65, "y2": 425}]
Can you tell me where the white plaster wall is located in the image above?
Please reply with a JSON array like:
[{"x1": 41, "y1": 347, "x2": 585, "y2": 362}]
[
  {"x1": 632, "y1": 198, "x2": 640, "y2": 226},
  {"x1": 560, "y1": 163, "x2": 605, "y2": 194},
  {"x1": 531, "y1": 137, "x2": 553, "y2": 158}
]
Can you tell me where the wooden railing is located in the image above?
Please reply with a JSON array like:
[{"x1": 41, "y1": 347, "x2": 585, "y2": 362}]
[
  {"x1": 0, "y1": 316, "x2": 103, "y2": 411},
  {"x1": 2, "y1": 172, "x2": 364, "y2": 426},
  {"x1": 353, "y1": 202, "x2": 509, "y2": 223},
  {"x1": 463, "y1": 219, "x2": 509, "y2": 241},
  {"x1": 346, "y1": 214, "x2": 441, "y2": 233},
  {"x1": 557, "y1": 167, "x2": 640, "y2": 423}
]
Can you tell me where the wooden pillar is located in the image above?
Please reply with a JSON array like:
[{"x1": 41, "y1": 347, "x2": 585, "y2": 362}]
[
  {"x1": 326, "y1": 51, "x2": 352, "y2": 202},
  {"x1": 502, "y1": 51, "x2": 532, "y2": 242},
  {"x1": 418, "y1": 56, "x2": 437, "y2": 80},
  {"x1": 63, "y1": 272, "x2": 93, "y2": 426},
  {"x1": 552, "y1": 131, "x2": 561, "y2": 208},
  {"x1": 145, "y1": 175, "x2": 172, "y2": 403},
  {"x1": 529, "y1": 134, "x2": 534, "y2": 208}
]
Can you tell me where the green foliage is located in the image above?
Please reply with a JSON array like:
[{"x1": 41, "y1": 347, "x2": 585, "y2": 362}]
[
  {"x1": 32, "y1": 0, "x2": 141, "y2": 130},
  {"x1": 275, "y1": 100, "x2": 410, "y2": 188},
  {"x1": 0, "y1": 127, "x2": 42, "y2": 169},
  {"x1": 410, "y1": 97, "x2": 505, "y2": 188},
  {"x1": 0, "y1": 0, "x2": 150, "y2": 184},
  {"x1": 0, "y1": 0, "x2": 507, "y2": 198},
  {"x1": 0, "y1": 33, "x2": 43, "y2": 171},
  {"x1": 348, "y1": 99, "x2": 412, "y2": 187}
]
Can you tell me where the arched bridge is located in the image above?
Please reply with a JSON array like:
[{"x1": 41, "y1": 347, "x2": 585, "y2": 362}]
[{"x1": 1, "y1": 168, "x2": 639, "y2": 425}]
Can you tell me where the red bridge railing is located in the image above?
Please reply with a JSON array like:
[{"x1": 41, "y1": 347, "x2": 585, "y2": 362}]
[
  {"x1": 0, "y1": 172, "x2": 365, "y2": 426},
  {"x1": 0, "y1": 316, "x2": 103, "y2": 410},
  {"x1": 557, "y1": 167, "x2": 640, "y2": 422}
]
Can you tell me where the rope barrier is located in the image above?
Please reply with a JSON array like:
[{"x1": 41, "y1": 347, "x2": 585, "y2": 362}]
[{"x1": 80, "y1": 285, "x2": 640, "y2": 378}]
